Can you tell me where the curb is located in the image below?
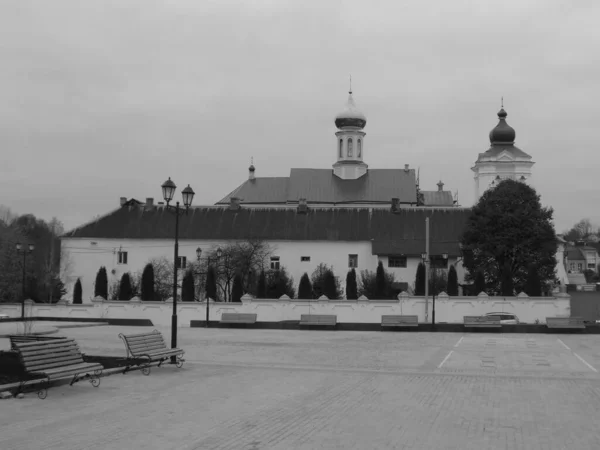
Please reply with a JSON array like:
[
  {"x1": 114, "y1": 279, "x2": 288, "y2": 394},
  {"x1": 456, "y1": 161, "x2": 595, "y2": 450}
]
[{"x1": 0, "y1": 327, "x2": 59, "y2": 339}]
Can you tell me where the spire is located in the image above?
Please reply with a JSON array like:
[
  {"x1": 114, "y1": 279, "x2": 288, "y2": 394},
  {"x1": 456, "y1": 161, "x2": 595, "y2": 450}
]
[
  {"x1": 437, "y1": 180, "x2": 444, "y2": 192},
  {"x1": 248, "y1": 157, "x2": 255, "y2": 181},
  {"x1": 501, "y1": 96, "x2": 503, "y2": 108},
  {"x1": 349, "y1": 74, "x2": 352, "y2": 94}
]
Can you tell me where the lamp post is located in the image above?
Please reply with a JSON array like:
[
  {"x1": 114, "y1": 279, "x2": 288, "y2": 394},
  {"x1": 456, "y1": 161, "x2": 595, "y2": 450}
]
[
  {"x1": 421, "y1": 252, "x2": 448, "y2": 330},
  {"x1": 195, "y1": 246, "x2": 217, "y2": 328},
  {"x1": 16, "y1": 243, "x2": 35, "y2": 320},
  {"x1": 161, "y1": 177, "x2": 195, "y2": 363}
]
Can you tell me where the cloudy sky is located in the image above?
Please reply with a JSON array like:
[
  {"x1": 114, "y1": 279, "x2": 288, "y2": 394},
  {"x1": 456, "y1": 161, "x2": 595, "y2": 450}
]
[{"x1": 1, "y1": 0, "x2": 598, "y2": 233}]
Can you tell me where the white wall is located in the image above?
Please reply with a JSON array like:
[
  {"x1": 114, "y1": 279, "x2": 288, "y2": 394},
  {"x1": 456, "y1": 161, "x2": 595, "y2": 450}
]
[
  {"x1": 0, "y1": 293, "x2": 571, "y2": 326},
  {"x1": 61, "y1": 238, "x2": 467, "y2": 303}
]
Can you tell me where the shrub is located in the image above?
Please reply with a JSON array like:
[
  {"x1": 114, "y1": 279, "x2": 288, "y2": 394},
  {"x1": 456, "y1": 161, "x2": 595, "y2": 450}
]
[
  {"x1": 73, "y1": 278, "x2": 82, "y2": 304},
  {"x1": 345, "y1": 268, "x2": 358, "y2": 300},
  {"x1": 94, "y1": 266, "x2": 108, "y2": 299},
  {"x1": 266, "y1": 267, "x2": 295, "y2": 299},
  {"x1": 181, "y1": 269, "x2": 195, "y2": 302},
  {"x1": 525, "y1": 264, "x2": 542, "y2": 297},
  {"x1": 311, "y1": 263, "x2": 342, "y2": 299},
  {"x1": 141, "y1": 263, "x2": 155, "y2": 301},
  {"x1": 205, "y1": 265, "x2": 217, "y2": 301},
  {"x1": 474, "y1": 270, "x2": 486, "y2": 295},
  {"x1": 298, "y1": 273, "x2": 312, "y2": 299},
  {"x1": 231, "y1": 272, "x2": 244, "y2": 302},
  {"x1": 358, "y1": 268, "x2": 396, "y2": 299},
  {"x1": 256, "y1": 270, "x2": 267, "y2": 299},
  {"x1": 118, "y1": 273, "x2": 133, "y2": 300},
  {"x1": 447, "y1": 265, "x2": 459, "y2": 296},
  {"x1": 414, "y1": 262, "x2": 425, "y2": 296}
]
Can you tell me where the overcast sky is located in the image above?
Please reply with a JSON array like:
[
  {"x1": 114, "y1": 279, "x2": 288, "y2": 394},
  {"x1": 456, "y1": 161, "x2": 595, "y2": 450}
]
[{"x1": 1, "y1": 0, "x2": 599, "y2": 233}]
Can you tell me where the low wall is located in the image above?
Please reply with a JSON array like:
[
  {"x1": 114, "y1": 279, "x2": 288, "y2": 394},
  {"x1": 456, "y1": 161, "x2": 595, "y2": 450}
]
[{"x1": 0, "y1": 292, "x2": 571, "y2": 327}]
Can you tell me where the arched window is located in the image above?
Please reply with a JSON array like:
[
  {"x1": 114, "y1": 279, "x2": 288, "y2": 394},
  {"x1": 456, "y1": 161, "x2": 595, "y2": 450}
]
[
  {"x1": 357, "y1": 139, "x2": 362, "y2": 157},
  {"x1": 339, "y1": 139, "x2": 343, "y2": 158},
  {"x1": 347, "y1": 138, "x2": 353, "y2": 157}
]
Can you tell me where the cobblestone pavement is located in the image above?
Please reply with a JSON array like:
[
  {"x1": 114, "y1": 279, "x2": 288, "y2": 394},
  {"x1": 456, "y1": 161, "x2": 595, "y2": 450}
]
[{"x1": 2, "y1": 327, "x2": 600, "y2": 449}]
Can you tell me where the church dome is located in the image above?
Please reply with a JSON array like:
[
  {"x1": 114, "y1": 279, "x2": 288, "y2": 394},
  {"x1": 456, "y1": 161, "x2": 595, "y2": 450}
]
[
  {"x1": 335, "y1": 92, "x2": 367, "y2": 130},
  {"x1": 489, "y1": 108, "x2": 516, "y2": 143}
]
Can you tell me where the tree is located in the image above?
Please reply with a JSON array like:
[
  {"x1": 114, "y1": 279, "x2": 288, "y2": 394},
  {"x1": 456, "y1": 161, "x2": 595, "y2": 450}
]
[
  {"x1": 181, "y1": 269, "x2": 195, "y2": 302},
  {"x1": 231, "y1": 272, "x2": 244, "y2": 302},
  {"x1": 429, "y1": 268, "x2": 448, "y2": 296},
  {"x1": 205, "y1": 265, "x2": 218, "y2": 301},
  {"x1": 141, "y1": 263, "x2": 155, "y2": 301},
  {"x1": 500, "y1": 260, "x2": 514, "y2": 296},
  {"x1": 525, "y1": 264, "x2": 542, "y2": 297},
  {"x1": 375, "y1": 261, "x2": 387, "y2": 299},
  {"x1": 447, "y1": 265, "x2": 459, "y2": 296},
  {"x1": 358, "y1": 268, "x2": 396, "y2": 299},
  {"x1": 461, "y1": 179, "x2": 557, "y2": 295},
  {"x1": 475, "y1": 270, "x2": 486, "y2": 295},
  {"x1": 563, "y1": 218, "x2": 597, "y2": 242},
  {"x1": 73, "y1": 278, "x2": 82, "y2": 304},
  {"x1": 345, "y1": 268, "x2": 358, "y2": 300},
  {"x1": 94, "y1": 266, "x2": 108, "y2": 299},
  {"x1": 311, "y1": 263, "x2": 342, "y2": 299},
  {"x1": 256, "y1": 270, "x2": 267, "y2": 299},
  {"x1": 266, "y1": 267, "x2": 295, "y2": 299},
  {"x1": 414, "y1": 262, "x2": 426, "y2": 296},
  {"x1": 298, "y1": 273, "x2": 312, "y2": 299},
  {"x1": 145, "y1": 257, "x2": 180, "y2": 301},
  {"x1": 118, "y1": 273, "x2": 133, "y2": 300},
  {"x1": 322, "y1": 270, "x2": 339, "y2": 299}
]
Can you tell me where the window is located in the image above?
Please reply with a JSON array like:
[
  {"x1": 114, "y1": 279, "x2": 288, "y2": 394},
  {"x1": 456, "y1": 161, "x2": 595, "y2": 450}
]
[
  {"x1": 348, "y1": 254, "x2": 358, "y2": 268},
  {"x1": 570, "y1": 263, "x2": 575, "y2": 271},
  {"x1": 430, "y1": 255, "x2": 448, "y2": 269},
  {"x1": 177, "y1": 256, "x2": 187, "y2": 270},
  {"x1": 270, "y1": 256, "x2": 280, "y2": 270},
  {"x1": 301, "y1": 256, "x2": 310, "y2": 262},
  {"x1": 357, "y1": 139, "x2": 362, "y2": 157},
  {"x1": 339, "y1": 139, "x2": 343, "y2": 158},
  {"x1": 118, "y1": 251, "x2": 128, "y2": 265},
  {"x1": 578, "y1": 263, "x2": 583, "y2": 271},
  {"x1": 388, "y1": 256, "x2": 407, "y2": 268},
  {"x1": 347, "y1": 138, "x2": 353, "y2": 157},
  {"x1": 588, "y1": 263, "x2": 596, "y2": 270}
]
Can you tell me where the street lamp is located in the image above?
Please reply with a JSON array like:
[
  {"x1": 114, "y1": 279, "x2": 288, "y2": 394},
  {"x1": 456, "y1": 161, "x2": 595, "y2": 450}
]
[
  {"x1": 195, "y1": 247, "x2": 213, "y2": 328},
  {"x1": 421, "y1": 251, "x2": 448, "y2": 329},
  {"x1": 161, "y1": 177, "x2": 195, "y2": 363},
  {"x1": 16, "y1": 243, "x2": 35, "y2": 320}
]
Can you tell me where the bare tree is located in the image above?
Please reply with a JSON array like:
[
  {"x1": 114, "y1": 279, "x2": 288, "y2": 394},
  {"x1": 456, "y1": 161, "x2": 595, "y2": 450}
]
[
  {"x1": 0, "y1": 205, "x2": 18, "y2": 226},
  {"x1": 145, "y1": 256, "x2": 184, "y2": 301}
]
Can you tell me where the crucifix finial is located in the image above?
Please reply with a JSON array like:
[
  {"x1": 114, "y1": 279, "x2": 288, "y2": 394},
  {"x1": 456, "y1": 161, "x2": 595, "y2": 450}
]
[
  {"x1": 501, "y1": 96, "x2": 504, "y2": 108},
  {"x1": 349, "y1": 74, "x2": 352, "y2": 94},
  {"x1": 250, "y1": 156, "x2": 254, "y2": 165}
]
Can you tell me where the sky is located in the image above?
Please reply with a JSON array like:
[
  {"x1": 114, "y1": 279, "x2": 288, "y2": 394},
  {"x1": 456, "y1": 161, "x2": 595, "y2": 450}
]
[{"x1": 1, "y1": 0, "x2": 599, "y2": 233}]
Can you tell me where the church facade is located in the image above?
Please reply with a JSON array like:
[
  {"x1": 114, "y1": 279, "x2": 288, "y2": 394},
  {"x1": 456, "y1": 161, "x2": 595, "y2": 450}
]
[{"x1": 60, "y1": 91, "x2": 558, "y2": 301}]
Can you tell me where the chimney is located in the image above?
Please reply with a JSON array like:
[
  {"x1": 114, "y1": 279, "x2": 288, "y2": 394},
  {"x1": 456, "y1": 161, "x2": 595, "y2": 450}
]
[
  {"x1": 146, "y1": 198, "x2": 154, "y2": 207},
  {"x1": 437, "y1": 180, "x2": 444, "y2": 192},
  {"x1": 404, "y1": 164, "x2": 409, "y2": 172},
  {"x1": 297, "y1": 198, "x2": 308, "y2": 214},
  {"x1": 229, "y1": 197, "x2": 241, "y2": 211},
  {"x1": 120, "y1": 197, "x2": 127, "y2": 206},
  {"x1": 391, "y1": 197, "x2": 400, "y2": 212}
]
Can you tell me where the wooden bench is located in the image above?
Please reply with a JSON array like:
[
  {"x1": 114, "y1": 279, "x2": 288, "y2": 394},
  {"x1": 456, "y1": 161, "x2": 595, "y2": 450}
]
[
  {"x1": 546, "y1": 317, "x2": 586, "y2": 330},
  {"x1": 463, "y1": 316, "x2": 502, "y2": 328},
  {"x1": 118, "y1": 329, "x2": 185, "y2": 375},
  {"x1": 381, "y1": 315, "x2": 419, "y2": 328},
  {"x1": 220, "y1": 313, "x2": 258, "y2": 325},
  {"x1": 299, "y1": 314, "x2": 337, "y2": 329},
  {"x1": 13, "y1": 338, "x2": 103, "y2": 399},
  {"x1": 0, "y1": 313, "x2": 9, "y2": 320},
  {"x1": 9, "y1": 335, "x2": 67, "y2": 351}
]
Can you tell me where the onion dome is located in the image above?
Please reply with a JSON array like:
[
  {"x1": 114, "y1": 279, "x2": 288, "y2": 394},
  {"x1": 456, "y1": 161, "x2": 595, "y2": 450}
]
[
  {"x1": 335, "y1": 91, "x2": 367, "y2": 130},
  {"x1": 489, "y1": 108, "x2": 516, "y2": 143}
]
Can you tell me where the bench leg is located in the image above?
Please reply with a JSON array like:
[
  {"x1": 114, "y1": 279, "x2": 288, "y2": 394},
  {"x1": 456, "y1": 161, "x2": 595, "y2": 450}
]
[
  {"x1": 141, "y1": 365, "x2": 151, "y2": 376},
  {"x1": 176, "y1": 354, "x2": 185, "y2": 369},
  {"x1": 38, "y1": 379, "x2": 49, "y2": 400},
  {"x1": 89, "y1": 369, "x2": 102, "y2": 387}
]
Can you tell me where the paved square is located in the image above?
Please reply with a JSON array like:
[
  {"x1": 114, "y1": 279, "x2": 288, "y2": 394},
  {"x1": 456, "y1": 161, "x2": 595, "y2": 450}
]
[{"x1": 2, "y1": 326, "x2": 600, "y2": 449}]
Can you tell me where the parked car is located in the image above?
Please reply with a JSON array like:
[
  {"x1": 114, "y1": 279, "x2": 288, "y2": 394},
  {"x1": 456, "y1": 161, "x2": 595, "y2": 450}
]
[{"x1": 485, "y1": 312, "x2": 519, "y2": 324}]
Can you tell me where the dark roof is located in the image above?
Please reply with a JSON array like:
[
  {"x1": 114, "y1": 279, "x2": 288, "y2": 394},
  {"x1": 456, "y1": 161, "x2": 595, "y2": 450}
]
[
  {"x1": 566, "y1": 246, "x2": 599, "y2": 261},
  {"x1": 216, "y1": 168, "x2": 418, "y2": 205},
  {"x1": 421, "y1": 190, "x2": 454, "y2": 207},
  {"x1": 217, "y1": 177, "x2": 289, "y2": 204},
  {"x1": 476, "y1": 144, "x2": 531, "y2": 161},
  {"x1": 63, "y1": 205, "x2": 471, "y2": 248}
]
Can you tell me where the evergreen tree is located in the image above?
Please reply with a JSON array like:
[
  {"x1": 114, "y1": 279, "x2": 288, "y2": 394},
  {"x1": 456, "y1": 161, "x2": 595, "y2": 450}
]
[
  {"x1": 415, "y1": 262, "x2": 426, "y2": 296},
  {"x1": 323, "y1": 270, "x2": 338, "y2": 299},
  {"x1": 205, "y1": 265, "x2": 217, "y2": 301},
  {"x1": 256, "y1": 269, "x2": 267, "y2": 299},
  {"x1": 73, "y1": 278, "x2": 82, "y2": 304},
  {"x1": 345, "y1": 268, "x2": 358, "y2": 300},
  {"x1": 181, "y1": 269, "x2": 195, "y2": 302},
  {"x1": 525, "y1": 263, "x2": 542, "y2": 296},
  {"x1": 231, "y1": 271, "x2": 244, "y2": 302},
  {"x1": 266, "y1": 267, "x2": 295, "y2": 299},
  {"x1": 298, "y1": 272, "x2": 312, "y2": 299},
  {"x1": 475, "y1": 270, "x2": 486, "y2": 295},
  {"x1": 140, "y1": 263, "x2": 155, "y2": 301},
  {"x1": 375, "y1": 261, "x2": 387, "y2": 299},
  {"x1": 447, "y1": 265, "x2": 459, "y2": 296},
  {"x1": 118, "y1": 273, "x2": 133, "y2": 300},
  {"x1": 94, "y1": 266, "x2": 108, "y2": 299},
  {"x1": 311, "y1": 263, "x2": 342, "y2": 299}
]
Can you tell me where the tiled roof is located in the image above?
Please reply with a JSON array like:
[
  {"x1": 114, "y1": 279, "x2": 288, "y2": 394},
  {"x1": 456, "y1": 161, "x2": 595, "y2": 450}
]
[
  {"x1": 476, "y1": 144, "x2": 531, "y2": 162},
  {"x1": 217, "y1": 178, "x2": 289, "y2": 204},
  {"x1": 566, "y1": 246, "x2": 599, "y2": 261},
  {"x1": 62, "y1": 204, "x2": 471, "y2": 244},
  {"x1": 421, "y1": 191, "x2": 454, "y2": 207},
  {"x1": 216, "y1": 168, "x2": 418, "y2": 205}
]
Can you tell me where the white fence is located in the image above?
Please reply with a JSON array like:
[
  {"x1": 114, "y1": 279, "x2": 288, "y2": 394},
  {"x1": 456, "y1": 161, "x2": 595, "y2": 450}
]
[{"x1": 0, "y1": 292, "x2": 571, "y2": 327}]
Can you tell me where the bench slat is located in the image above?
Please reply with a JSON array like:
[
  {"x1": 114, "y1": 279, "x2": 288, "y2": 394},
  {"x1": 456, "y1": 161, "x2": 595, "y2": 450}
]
[
  {"x1": 23, "y1": 353, "x2": 84, "y2": 367},
  {"x1": 123, "y1": 335, "x2": 165, "y2": 343},
  {"x1": 31, "y1": 363, "x2": 103, "y2": 378},
  {"x1": 15, "y1": 340, "x2": 79, "y2": 353},
  {"x1": 27, "y1": 358, "x2": 86, "y2": 372},
  {"x1": 120, "y1": 330, "x2": 161, "y2": 339}
]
